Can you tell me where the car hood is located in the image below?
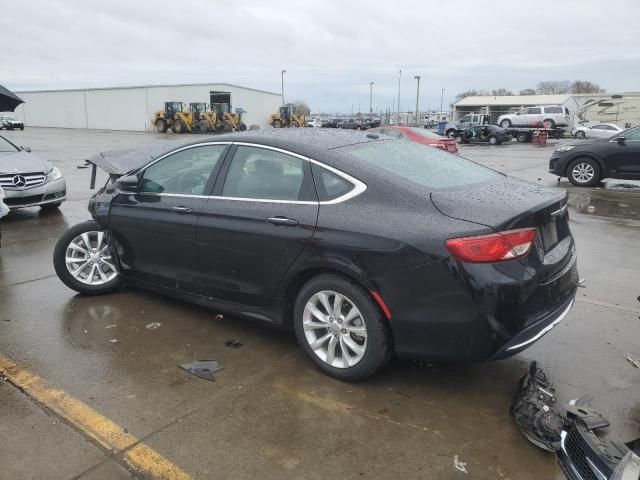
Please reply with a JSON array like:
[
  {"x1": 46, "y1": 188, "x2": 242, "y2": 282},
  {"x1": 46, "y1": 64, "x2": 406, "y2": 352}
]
[
  {"x1": 559, "y1": 138, "x2": 608, "y2": 149},
  {"x1": 0, "y1": 151, "x2": 51, "y2": 174},
  {"x1": 431, "y1": 176, "x2": 566, "y2": 231},
  {"x1": 88, "y1": 139, "x2": 193, "y2": 175}
]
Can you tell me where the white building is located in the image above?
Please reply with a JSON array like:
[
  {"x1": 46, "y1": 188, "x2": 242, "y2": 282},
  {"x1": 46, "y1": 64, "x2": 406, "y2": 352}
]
[
  {"x1": 453, "y1": 93, "x2": 640, "y2": 128},
  {"x1": 11, "y1": 82, "x2": 282, "y2": 131}
]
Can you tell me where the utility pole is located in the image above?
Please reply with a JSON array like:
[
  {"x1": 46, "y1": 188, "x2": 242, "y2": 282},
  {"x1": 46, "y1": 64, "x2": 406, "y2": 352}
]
[
  {"x1": 369, "y1": 82, "x2": 374, "y2": 117},
  {"x1": 440, "y1": 88, "x2": 445, "y2": 115},
  {"x1": 281, "y1": 70, "x2": 286, "y2": 106},
  {"x1": 397, "y1": 69, "x2": 402, "y2": 123},
  {"x1": 414, "y1": 75, "x2": 421, "y2": 125}
]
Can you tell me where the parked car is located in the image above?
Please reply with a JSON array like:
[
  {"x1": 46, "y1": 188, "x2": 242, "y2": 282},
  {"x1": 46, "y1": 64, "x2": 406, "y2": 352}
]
[
  {"x1": 321, "y1": 118, "x2": 341, "y2": 128},
  {"x1": 0, "y1": 134, "x2": 66, "y2": 209},
  {"x1": 365, "y1": 118, "x2": 381, "y2": 128},
  {"x1": 549, "y1": 125, "x2": 640, "y2": 186},
  {"x1": 53, "y1": 130, "x2": 578, "y2": 381},
  {"x1": 370, "y1": 126, "x2": 459, "y2": 154},
  {"x1": 338, "y1": 118, "x2": 367, "y2": 130},
  {"x1": 444, "y1": 113, "x2": 490, "y2": 137},
  {"x1": 455, "y1": 125, "x2": 513, "y2": 145},
  {"x1": 498, "y1": 105, "x2": 570, "y2": 129},
  {"x1": 305, "y1": 118, "x2": 322, "y2": 128},
  {"x1": 573, "y1": 123, "x2": 623, "y2": 139},
  {"x1": 0, "y1": 115, "x2": 24, "y2": 131}
]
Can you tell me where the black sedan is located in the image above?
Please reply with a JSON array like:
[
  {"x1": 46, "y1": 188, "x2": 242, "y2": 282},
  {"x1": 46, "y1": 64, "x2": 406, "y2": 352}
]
[
  {"x1": 456, "y1": 125, "x2": 512, "y2": 145},
  {"x1": 53, "y1": 130, "x2": 578, "y2": 381},
  {"x1": 549, "y1": 125, "x2": 640, "y2": 186}
]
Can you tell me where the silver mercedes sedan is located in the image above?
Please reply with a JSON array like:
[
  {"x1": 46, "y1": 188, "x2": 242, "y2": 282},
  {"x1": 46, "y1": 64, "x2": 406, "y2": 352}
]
[{"x1": 0, "y1": 134, "x2": 66, "y2": 210}]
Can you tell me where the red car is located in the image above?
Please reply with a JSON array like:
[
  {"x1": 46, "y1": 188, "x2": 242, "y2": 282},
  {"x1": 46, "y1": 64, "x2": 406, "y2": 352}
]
[{"x1": 370, "y1": 126, "x2": 459, "y2": 154}]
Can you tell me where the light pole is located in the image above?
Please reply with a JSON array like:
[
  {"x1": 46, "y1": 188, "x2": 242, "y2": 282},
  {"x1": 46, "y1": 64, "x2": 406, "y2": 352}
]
[
  {"x1": 414, "y1": 75, "x2": 421, "y2": 125},
  {"x1": 397, "y1": 69, "x2": 402, "y2": 123},
  {"x1": 369, "y1": 82, "x2": 374, "y2": 117},
  {"x1": 281, "y1": 70, "x2": 286, "y2": 106},
  {"x1": 440, "y1": 88, "x2": 445, "y2": 115}
]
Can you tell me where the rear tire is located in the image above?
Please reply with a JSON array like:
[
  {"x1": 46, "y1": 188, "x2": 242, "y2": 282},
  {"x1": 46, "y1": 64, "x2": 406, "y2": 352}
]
[
  {"x1": 293, "y1": 274, "x2": 392, "y2": 381},
  {"x1": 20, "y1": 126, "x2": 24, "y2": 130},
  {"x1": 238, "y1": 122, "x2": 247, "y2": 131},
  {"x1": 446, "y1": 129, "x2": 457, "y2": 138},
  {"x1": 543, "y1": 119, "x2": 556, "y2": 129},
  {"x1": 272, "y1": 120, "x2": 282, "y2": 128},
  {"x1": 53, "y1": 220, "x2": 122, "y2": 295},
  {"x1": 567, "y1": 158, "x2": 601, "y2": 187},
  {"x1": 516, "y1": 132, "x2": 528, "y2": 143},
  {"x1": 489, "y1": 136, "x2": 498, "y2": 145}
]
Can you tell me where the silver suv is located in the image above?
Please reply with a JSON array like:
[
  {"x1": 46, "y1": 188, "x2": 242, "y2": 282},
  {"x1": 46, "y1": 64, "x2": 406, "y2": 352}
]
[{"x1": 497, "y1": 105, "x2": 570, "y2": 129}]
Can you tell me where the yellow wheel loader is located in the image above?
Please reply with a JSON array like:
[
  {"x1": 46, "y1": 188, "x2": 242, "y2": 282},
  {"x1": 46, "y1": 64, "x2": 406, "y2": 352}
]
[
  {"x1": 269, "y1": 105, "x2": 306, "y2": 128},
  {"x1": 211, "y1": 103, "x2": 247, "y2": 132},
  {"x1": 152, "y1": 102, "x2": 196, "y2": 134}
]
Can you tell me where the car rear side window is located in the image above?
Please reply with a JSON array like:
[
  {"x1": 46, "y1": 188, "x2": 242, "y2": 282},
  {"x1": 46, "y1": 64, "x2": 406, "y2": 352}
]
[
  {"x1": 344, "y1": 141, "x2": 500, "y2": 190},
  {"x1": 140, "y1": 145, "x2": 226, "y2": 195},
  {"x1": 529, "y1": 107, "x2": 542, "y2": 114},
  {"x1": 222, "y1": 146, "x2": 305, "y2": 201},
  {"x1": 544, "y1": 106, "x2": 563, "y2": 114},
  {"x1": 313, "y1": 166, "x2": 354, "y2": 201}
]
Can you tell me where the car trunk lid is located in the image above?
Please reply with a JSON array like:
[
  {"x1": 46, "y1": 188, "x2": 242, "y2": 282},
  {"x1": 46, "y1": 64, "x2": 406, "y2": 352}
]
[{"x1": 431, "y1": 177, "x2": 573, "y2": 281}]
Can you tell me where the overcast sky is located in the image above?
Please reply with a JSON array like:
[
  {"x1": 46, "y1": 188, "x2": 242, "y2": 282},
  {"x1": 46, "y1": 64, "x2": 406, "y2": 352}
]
[{"x1": 2, "y1": 0, "x2": 639, "y2": 113}]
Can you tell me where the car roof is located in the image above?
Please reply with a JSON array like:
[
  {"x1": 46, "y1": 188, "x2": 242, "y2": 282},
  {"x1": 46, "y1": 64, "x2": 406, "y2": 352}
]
[{"x1": 89, "y1": 129, "x2": 386, "y2": 175}]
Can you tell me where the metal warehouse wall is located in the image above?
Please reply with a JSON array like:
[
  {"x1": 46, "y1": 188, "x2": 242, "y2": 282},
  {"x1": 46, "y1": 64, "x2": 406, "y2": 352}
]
[{"x1": 12, "y1": 84, "x2": 281, "y2": 131}]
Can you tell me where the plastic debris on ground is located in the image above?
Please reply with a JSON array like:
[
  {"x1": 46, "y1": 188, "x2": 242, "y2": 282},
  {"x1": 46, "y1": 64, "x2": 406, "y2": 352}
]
[
  {"x1": 179, "y1": 360, "x2": 224, "y2": 382},
  {"x1": 225, "y1": 339, "x2": 243, "y2": 349},
  {"x1": 145, "y1": 322, "x2": 162, "y2": 330},
  {"x1": 453, "y1": 455, "x2": 468, "y2": 474},
  {"x1": 626, "y1": 354, "x2": 640, "y2": 368}
]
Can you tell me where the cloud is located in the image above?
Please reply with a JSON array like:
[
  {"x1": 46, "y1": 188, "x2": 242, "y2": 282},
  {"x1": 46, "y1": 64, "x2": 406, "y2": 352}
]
[{"x1": 2, "y1": 0, "x2": 639, "y2": 112}]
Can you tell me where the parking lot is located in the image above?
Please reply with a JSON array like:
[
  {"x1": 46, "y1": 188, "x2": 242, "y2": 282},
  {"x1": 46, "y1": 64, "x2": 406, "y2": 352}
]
[{"x1": 1, "y1": 128, "x2": 639, "y2": 479}]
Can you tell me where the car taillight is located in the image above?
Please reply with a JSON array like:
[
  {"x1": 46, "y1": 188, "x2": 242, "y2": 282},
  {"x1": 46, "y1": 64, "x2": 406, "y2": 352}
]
[{"x1": 445, "y1": 228, "x2": 536, "y2": 263}]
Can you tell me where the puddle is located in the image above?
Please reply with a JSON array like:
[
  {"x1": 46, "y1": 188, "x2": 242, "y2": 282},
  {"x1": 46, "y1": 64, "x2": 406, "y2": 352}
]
[{"x1": 568, "y1": 190, "x2": 640, "y2": 221}]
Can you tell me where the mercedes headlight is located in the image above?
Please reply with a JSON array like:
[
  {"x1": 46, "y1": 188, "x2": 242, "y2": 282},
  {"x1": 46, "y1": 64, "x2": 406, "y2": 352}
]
[
  {"x1": 554, "y1": 145, "x2": 576, "y2": 153},
  {"x1": 46, "y1": 166, "x2": 63, "y2": 182}
]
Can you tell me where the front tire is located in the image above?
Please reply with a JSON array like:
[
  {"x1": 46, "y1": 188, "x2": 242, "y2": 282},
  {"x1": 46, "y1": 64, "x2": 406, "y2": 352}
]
[
  {"x1": 489, "y1": 136, "x2": 498, "y2": 145},
  {"x1": 567, "y1": 158, "x2": 601, "y2": 187},
  {"x1": 500, "y1": 119, "x2": 512, "y2": 128},
  {"x1": 155, "y1": 119, "x2": 168, "y2": 133},
  {"x1": 575, "y1": 130, "x2": 586, "y2": 139},
  {"x1": 293, "y1": 274, "x2": 392, "y2": 381},
  {"x1": 53, "y1": 220, "x2": 122, "y2": 295}
]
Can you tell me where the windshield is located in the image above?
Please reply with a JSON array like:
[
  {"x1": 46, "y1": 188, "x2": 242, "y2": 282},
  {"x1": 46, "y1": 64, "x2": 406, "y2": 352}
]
[
  {"x1": 344, "y1": 140, "x2": 501, "y2": 190},
  {"x1": 0, "y1": 136, "x2": 19, "y2": 153}
]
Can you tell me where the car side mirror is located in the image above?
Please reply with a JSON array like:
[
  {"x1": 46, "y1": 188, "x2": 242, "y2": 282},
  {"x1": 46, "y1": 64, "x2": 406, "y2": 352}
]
[
  {"x1": 21, "y1": 146, "x2": 31, "y2": 152},
  {"x1": 116, "y1": 174, "x2": 140, "y2": 191},
  {"x1": 616, "y1": 136, "x2": 626, "y2": 144}
]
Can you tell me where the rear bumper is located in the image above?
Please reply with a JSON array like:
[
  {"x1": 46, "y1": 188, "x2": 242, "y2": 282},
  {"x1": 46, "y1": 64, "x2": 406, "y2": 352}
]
[
  {"x1": 373, "y1": 248, "x2": 578, "y2": 362},
  {"x1": 491, "y1": 295, "x2": 574, "y2": 359}
]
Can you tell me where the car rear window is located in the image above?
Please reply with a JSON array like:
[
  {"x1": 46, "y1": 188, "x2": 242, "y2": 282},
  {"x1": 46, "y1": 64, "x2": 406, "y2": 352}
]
[{"x1": 344, "y1": 141, "x2": 501, "y2": 190}]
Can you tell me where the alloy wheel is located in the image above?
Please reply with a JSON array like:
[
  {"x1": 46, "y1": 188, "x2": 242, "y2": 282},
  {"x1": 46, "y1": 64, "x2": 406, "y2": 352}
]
[
  {"x1": 65, "y1": 231, "x2": 118, "y2": 286},
  {"x1": 571, "y1": 162, "x2": 595, "y2": 184},
  {"x1": 302, "y1": 290, "x2": 368, "y2": 369}
]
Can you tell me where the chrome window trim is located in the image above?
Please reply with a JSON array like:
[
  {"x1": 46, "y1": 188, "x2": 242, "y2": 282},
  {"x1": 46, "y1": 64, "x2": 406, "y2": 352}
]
[{"x1": 123, "y1": 141, "x2": 367, "y2": 205}]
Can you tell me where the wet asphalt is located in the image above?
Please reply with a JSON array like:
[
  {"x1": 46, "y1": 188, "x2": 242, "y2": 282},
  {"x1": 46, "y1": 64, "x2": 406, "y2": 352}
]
[{"x1": 1, "y1": 128, "x2": 639, "y2": 480}]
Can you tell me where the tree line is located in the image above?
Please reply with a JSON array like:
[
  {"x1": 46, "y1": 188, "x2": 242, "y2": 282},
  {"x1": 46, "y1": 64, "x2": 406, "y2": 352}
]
[{"x1": 454, "y1": 80, "x2": 606, "y2": 104}]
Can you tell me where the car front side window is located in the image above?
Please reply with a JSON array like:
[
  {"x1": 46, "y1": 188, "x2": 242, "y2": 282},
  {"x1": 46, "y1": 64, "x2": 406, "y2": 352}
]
[
  {"x1": 622, "y1": 127, "x2": 640, "y2": 141},
  {"x1": 140, "y1": 144, "x2": 227, "y2": 195},
  {"x1": 222, "y1": 146, "x2": 306, "y2": 201}
]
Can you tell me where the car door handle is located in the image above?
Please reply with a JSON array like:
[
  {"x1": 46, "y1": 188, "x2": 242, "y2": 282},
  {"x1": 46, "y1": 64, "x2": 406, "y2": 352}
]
[
  {"x1": 266, "y1": 216, "x2": 299, "y2": 227},
  {"x1": 172, "y1": 206, "x2": 194, "y2": 214}
]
